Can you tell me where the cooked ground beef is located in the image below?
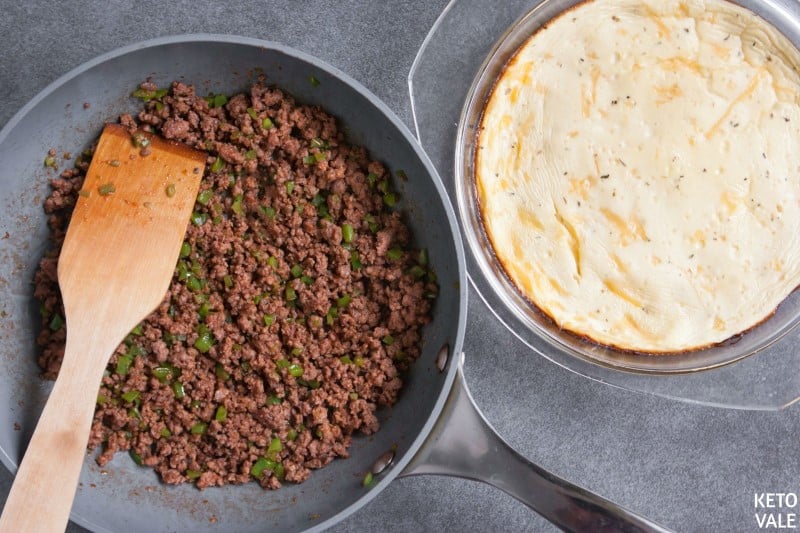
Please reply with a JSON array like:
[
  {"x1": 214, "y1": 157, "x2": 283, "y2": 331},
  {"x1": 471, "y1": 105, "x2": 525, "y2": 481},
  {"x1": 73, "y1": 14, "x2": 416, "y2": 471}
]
[{"x1": 34, "y1": 80, "x2": 436, "y2": 489}]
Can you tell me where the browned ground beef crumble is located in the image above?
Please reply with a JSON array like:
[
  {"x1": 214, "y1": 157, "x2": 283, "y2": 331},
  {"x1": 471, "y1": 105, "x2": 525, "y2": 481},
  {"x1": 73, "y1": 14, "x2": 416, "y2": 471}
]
[{"x1": 33, "y1": 80, "x2": 436, "y2": 489}]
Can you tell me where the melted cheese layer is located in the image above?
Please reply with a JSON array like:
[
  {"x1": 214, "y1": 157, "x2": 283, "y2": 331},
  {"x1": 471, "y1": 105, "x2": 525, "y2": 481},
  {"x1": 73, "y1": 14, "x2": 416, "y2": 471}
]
[{"x1": 477, "y1": 0, "x2": 800, "y2": 353}]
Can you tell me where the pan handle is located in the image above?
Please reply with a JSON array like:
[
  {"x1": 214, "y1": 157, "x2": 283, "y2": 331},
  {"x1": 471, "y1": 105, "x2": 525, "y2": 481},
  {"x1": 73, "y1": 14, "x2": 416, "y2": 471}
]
[{"x1": 400, "y1": 352, "x2": 671, "y2": 533}]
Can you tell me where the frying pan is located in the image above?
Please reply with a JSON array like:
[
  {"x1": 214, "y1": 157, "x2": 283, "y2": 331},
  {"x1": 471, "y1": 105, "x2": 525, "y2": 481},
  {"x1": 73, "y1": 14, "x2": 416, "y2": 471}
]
[{"x1": 0, "y1": 35, "x2": 665, "y2": 532}]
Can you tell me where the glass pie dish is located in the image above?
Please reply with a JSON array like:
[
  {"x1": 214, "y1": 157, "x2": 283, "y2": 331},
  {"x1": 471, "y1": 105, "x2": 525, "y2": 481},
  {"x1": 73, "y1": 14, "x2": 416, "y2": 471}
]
[{"x1": 410, "y1": 0, "x2": 800, "y2": 410}]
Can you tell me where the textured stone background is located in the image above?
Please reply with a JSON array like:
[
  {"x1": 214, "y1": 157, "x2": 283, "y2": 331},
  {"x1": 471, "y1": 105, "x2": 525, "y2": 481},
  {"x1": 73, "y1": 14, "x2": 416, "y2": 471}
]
[{"x1": 1, "y1": 1, "x2": 799, "y2": 531}]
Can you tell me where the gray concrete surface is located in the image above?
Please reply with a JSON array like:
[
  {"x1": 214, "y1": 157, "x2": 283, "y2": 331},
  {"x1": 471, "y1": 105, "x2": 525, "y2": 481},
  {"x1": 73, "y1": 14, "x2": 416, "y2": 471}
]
[{"x1": 0, "y1": 1, "x2": 797, "y2": 532}]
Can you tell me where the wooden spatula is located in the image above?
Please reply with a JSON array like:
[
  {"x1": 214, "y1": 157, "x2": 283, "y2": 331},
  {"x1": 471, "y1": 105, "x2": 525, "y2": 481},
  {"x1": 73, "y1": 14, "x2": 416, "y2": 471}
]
[{"x1": 0, "y1": 123, "x2": 206, "y2": 532}]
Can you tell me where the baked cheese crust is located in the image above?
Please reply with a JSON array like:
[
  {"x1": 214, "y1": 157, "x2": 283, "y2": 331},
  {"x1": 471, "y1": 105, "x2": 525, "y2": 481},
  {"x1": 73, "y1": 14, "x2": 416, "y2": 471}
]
[{"x1": 476, "y1": 0, "x2": 800, "y2": 352}]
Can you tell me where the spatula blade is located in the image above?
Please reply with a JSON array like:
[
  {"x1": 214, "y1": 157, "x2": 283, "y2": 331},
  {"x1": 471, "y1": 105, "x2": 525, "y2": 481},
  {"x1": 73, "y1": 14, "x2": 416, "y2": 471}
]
[{"x1": 58, "y1": 123, "x2": 206, "y2": 340}]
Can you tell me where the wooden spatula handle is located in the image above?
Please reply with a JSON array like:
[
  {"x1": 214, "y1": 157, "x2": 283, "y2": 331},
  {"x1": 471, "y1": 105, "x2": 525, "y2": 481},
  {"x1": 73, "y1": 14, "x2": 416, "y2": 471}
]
[{"x1": 0, "y1": 333, "x2": 114, "y2": 532}]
